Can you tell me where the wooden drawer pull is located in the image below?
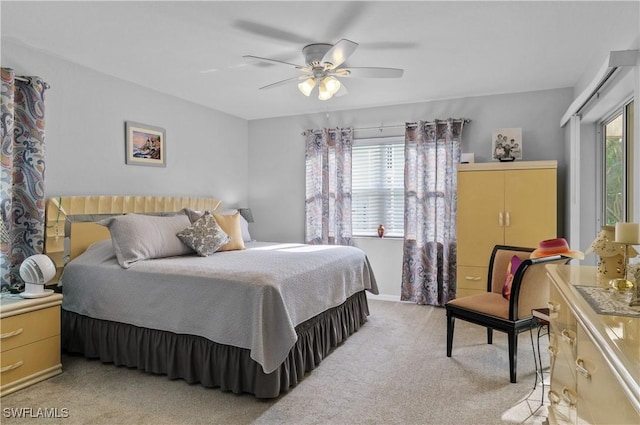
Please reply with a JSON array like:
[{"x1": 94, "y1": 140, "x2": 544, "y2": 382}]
[
  {"x1": 0, "y1": 328, "x2": 24, "y2": 339},
  {"x1": 561, "y1": 329, "x2": 576, "y2": 346},
  {"x1": 562, "y1": 387, "x2": 578, "y2": 408},
  {"x1": 575, "y1": 358, "x2": 591, "y2": 380},
  {"x1": 0, "y1": 360, "x2": 24, "y2": 373},
  {"x1": 548, "y1": 390, "x2": 561, "y2": 405},
  {"x1": 548, "y1": 301, "x2": 561, "y2": 313},
  {"x1": 465, "y1": 276, "x2": 481, "y2": 281},
  {"x1": 548, "y1": 345, "x2": 558, "y2": 358}
]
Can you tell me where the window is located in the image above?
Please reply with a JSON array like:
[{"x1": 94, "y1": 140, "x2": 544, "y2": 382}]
[
  {"x1": 602, "y1": 99, "x2": 634, "y2": 226},
  {"x1": 352, "y1": 137, "x2": 404, "y2": 237}
]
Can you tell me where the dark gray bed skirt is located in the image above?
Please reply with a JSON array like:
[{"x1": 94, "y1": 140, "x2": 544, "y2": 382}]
[{"x1": 61, "y1": 290, "x2": 370, "y2": 398}]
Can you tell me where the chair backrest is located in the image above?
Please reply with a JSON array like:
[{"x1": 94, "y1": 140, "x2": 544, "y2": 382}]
[
  {"x1": 510, "y1": 256, "x2": 569, "y2": 320},
  {"x1": 487, "y1": 245, "x2": 570, "y2": 321},
  {"x1": 487, "y1": 246, "x2": 534, "y2": 294}
]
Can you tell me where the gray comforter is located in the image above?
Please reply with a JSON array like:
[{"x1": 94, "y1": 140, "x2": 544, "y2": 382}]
[{"x1": 60, "y1": 240, "x2": 379, "y2": 373}]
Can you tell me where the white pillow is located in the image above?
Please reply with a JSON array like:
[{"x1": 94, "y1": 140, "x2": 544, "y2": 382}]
[{"x1": 99, "y1": 213, "x2": 193, "y2": 268}]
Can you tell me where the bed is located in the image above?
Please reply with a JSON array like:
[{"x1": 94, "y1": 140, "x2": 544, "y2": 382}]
[{"x1": 44, "y1": 196, "x2": 378, "y2": 398}]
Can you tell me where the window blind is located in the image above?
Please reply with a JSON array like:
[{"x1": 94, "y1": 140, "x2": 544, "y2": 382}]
[{"x1": 352, "y1": 139, "x2": 404, "y2": 237}]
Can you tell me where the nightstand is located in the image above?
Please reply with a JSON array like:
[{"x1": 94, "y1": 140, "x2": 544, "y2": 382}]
[{"x1": 0, "y1": 293, "x2": 63, "y2": 397}]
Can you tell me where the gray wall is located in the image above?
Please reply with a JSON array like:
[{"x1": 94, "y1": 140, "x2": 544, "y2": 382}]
[
  {"x1": 248, "y1": 88, "x2": 573, "y2": 297},
  {"x1": 2, "y1": 40, "x2": 249, "y2": 207},
  {"x1": 248, "y1": 88, "x2": 573, "y2": 243}
]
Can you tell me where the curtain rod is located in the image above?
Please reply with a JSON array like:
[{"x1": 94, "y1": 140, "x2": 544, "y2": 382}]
[
  {"x1": 356, "y1": 119, "x2": 470, "y2": 132},
  {"x1": 560, "y1": 49, "x2": 638, "y2": 127},
  {"x1": 302, "y1": 119, "x2": 471, "y2": 136}
]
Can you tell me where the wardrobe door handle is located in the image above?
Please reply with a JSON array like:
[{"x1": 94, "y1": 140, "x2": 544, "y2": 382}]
[
  {"x1": 0, "y1": 328, "x2": 23, "y2": 339},
  {"x1": 498, "y1": 212, "x2": 504, "y2": 227},
  {"x1": 0, "y1": 360, "x2": 24, "y2": 373},
  {"x1": 465, "y1": 276, "x2": 481, "y2": 281},
  {"x1": 505, "y1": 212, "x2": 511, "y2": 227}
]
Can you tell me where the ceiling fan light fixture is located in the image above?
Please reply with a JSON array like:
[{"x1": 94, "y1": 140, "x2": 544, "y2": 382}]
[
  {"x1": 318, "y1": 76, "x2": 341, "y2": 100},
  {"x1": 247, "y1": 38, "x2": 403, "y2": 99},
  {"x1": 298, "y1": 78, "x2": 316, "y2": 96}
]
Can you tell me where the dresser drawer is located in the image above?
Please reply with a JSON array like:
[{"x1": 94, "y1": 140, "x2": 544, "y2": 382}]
[
  {"x1": 0, "y1": 305, "x2": 60, "y2": 352},
  {"x1": 457, "y1": 266, "x2": 488, "y2": 292},
  {"x1": 548, "y1": 331, "x2": 576, "y2": 391},
  {"x1": 576, "y1": 324, "x2": 640, "y2": 425},
  {"x1": 0, "y1": 336, "x2": 61, "y2": 388},
  {"x1": 548, "y1": 284, "x2": 577, "y2": 334},
  {"x1": 548, "y1": 330, "x2": 578, "y2": 423}
]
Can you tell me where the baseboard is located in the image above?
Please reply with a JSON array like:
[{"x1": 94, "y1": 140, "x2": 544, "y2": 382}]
[{"x1": 366, "y1": 292, "x2": 402, "y2": 302}]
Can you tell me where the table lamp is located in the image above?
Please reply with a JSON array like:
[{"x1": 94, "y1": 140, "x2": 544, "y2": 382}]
[{"x1": 610, "y1": 223, "x2": 639, "y2": 295}]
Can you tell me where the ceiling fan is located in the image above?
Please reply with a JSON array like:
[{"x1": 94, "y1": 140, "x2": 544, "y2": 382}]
[{"x1": 243, "y1": 39, "x2": 404, "y2": 100}]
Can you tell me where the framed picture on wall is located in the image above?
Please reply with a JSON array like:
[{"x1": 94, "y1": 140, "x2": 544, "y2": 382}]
[
  {"x1": 125, "y1": 121, "x2": 166, "y2": 167},
  {"x1": 491, "y1": 128, "x2": 522, "y2": 161}
]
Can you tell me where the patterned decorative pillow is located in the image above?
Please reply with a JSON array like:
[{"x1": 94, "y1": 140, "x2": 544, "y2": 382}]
[
  {"x1": 502, "y1": 255, "x2": 523, "y2": 300},
  {"x1": 183, "y1": 208, "x2": 252, "y2": 242},
  {"x1": 177, "y1": 211, "x2": 231, "y2": 256}
]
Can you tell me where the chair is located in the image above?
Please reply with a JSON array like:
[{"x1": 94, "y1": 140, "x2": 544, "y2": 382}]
[{"x1": 446, "y1": 245, "x2": 569, "y2": 383}]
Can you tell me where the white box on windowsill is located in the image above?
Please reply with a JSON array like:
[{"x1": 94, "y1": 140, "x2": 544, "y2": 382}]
[{"x1": 460, "y1": 153, "x2": 475, "y2": 164}]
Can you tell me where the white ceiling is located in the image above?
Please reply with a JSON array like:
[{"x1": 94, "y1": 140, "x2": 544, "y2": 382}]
[{"x1": 2, "y1": 1, "x2": 639, "y2": 120}]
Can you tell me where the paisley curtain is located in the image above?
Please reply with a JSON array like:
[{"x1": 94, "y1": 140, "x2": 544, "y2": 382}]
[
  {"x1": 401, "y1": 119, "x2": 464, "y2": 306},
  {"x1": 1, "y1": 68, "x2": 49, "y2": 292},
  {"x1": 304, "y1": 128, "x2": 354, "y2": 246}
]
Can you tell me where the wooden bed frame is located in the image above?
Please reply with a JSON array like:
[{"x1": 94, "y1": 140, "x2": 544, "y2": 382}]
[{"x1": 44, "y1": 195, "x2": 221, "y2": 284}]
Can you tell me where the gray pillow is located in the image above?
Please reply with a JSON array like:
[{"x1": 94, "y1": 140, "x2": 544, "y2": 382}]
[
  {"x1": 177, "y1": 211, "x2": 231, "y2": 256},
  {"x1": 99, "y1": 213, "x2": 193, "y2": 268}
]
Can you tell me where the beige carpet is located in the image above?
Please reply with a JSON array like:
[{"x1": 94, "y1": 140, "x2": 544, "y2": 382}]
[{"x1": 1, "y1": 300, "x2": 548, "y2": 425}]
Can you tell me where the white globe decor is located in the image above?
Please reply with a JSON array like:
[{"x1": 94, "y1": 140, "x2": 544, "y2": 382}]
[{"x1": 19, "y1": 254, "x2": 56, "y2": 297}]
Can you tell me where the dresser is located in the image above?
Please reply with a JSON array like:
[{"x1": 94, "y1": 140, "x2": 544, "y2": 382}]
[
  {"x1": 456, "y1": 161, "x2": 557, "y2": 297},
  {"x1": 0, "y1": 293, "x2": 63, "y2": 397},
  {"x1": 546, "y1": 265, "x2": 640, "y2": 425}
]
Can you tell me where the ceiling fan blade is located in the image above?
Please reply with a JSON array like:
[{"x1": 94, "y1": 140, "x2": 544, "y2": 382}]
[
  {"x1": 321, "y1": 39, "x2": 359, "y2": 69},
  {"x1": 234, "y1": 20, "x2": 314, "y2": 45},
  {"x1": 243, "y1": 55, "x2": 306, "y2": 69},
  {"x1": 322, "y1": 2, "x2": 368, "y2": 41},
  {"x1": 258, "y1": 76, "x2": 305, "y2": 90},
  {"x1": 359, "y1": 41, "x2": 419, "y2": 50},
  {"x1": 339, "y1": 67, "x2": 404, "y2": 78}
]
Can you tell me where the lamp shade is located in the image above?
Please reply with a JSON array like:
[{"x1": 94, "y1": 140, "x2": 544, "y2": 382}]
[
  {"x1": 19, "y1": 254, "x2": 56, "y2": 284},
  {"x1": 614, "y1": 222, "x2": 640, "y2": 244},
  {"x1": 318, "y1": 76, "x2": 341, "y2": 100},
  {"x1": 298, "y1": 78, "x2": 316, "y2": 97}
]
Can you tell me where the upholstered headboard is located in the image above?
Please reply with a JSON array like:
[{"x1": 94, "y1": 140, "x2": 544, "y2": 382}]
[{"x1": 44, "y1": 195, "x2": 222, "y2": 283}]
